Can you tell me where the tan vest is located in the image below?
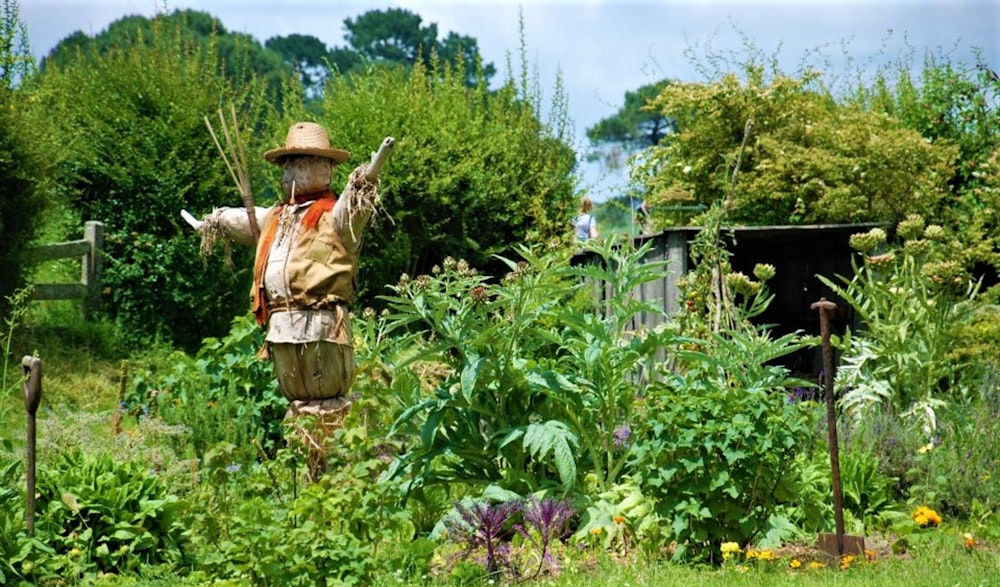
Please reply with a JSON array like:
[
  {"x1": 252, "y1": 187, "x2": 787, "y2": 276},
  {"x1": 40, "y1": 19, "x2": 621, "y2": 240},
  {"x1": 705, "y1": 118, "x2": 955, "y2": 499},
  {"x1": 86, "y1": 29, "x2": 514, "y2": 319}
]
[{"x1": 251, "y1": 203, "x2": 356, "y2": 323}]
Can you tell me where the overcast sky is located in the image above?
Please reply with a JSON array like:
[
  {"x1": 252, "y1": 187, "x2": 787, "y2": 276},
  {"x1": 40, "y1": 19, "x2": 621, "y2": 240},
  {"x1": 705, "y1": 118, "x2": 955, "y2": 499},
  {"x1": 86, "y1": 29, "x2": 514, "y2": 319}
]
[{"x1": 20, "y1": 0, "x2": 1000, "y2": 199}]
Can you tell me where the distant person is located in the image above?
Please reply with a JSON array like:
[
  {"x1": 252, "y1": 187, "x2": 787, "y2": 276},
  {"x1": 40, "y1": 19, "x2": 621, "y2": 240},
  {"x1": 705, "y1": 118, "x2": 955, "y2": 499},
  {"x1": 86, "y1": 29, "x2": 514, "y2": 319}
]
[
  {"x1": 632, "y1": 197, "x2": 651, "y2": 234},
  {"x1": 573, "y1": 196, "x2": 599, "y2": 242}
]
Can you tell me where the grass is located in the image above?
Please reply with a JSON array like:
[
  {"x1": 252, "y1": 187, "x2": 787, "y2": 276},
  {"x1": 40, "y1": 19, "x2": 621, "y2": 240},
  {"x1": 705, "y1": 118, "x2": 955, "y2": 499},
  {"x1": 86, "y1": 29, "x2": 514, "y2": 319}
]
[{"x1": 75, "y1": 535, "x2": 1000, "y2": 586}]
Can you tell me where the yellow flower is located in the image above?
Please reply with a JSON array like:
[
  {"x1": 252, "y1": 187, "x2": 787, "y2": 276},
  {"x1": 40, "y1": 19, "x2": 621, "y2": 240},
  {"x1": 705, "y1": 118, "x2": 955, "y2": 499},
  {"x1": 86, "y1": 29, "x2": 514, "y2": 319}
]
[
  {"x1": 749, "y1": 549, "x2": 776, "y2": 561},
  {"x1": 613, "y1": 515, "x2": 625, "y2": 525},
  {"x1": 789, "y1": 559, "x2": 802, "y2": 569},
  {"x1": 911, "y1": 506, "x2": 941, "y2": 527},
  {"x1": 864, "y1": 549, "x2": 877, "y2": 562},
  {"x1": 720, "y1": 542, "x2": 741, "y2": 560},
  {"x1": 591, "y1": 527, "x2": 602, "y2": 536},
  {"x1": 964, "y1": 533, "x2": 976, "y2": 549},
  {"x1": 839, "y1": 554, "x2": 855, "y2": 570},
  {"x1": 808, "y1": 561, "x2": 826, "y2": 570},
  {"x1": 917, "y1": 442, "x2": 934, "y2": 454}
]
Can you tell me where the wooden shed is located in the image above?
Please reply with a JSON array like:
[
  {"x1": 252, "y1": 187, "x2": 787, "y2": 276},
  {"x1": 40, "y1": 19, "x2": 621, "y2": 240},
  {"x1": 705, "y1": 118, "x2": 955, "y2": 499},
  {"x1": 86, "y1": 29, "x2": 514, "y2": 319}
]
[{"x1": 624, "y1": 223, "x2": 884, "y2": 376}]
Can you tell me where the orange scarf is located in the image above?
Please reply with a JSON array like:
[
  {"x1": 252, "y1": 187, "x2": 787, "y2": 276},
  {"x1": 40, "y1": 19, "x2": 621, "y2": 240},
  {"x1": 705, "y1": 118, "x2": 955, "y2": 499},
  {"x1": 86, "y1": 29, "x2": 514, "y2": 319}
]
[{"x1": 252, "y1": 190, "x2": 337, "y2": 325}]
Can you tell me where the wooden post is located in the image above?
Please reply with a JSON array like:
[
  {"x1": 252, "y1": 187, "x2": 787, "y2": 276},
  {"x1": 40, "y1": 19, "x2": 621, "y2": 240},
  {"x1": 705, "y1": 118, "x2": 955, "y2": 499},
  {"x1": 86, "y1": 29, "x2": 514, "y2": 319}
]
[{"x1": 83, "y1": 221, "x2": 104, "y2": 320}]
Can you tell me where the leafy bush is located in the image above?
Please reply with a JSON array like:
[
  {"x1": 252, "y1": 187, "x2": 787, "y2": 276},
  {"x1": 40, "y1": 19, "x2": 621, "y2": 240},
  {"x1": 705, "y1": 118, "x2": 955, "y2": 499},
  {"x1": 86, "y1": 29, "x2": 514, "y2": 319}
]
[
  {"x1": 130, "y1": 313, "x2": 285, "y2": 459},
  {"x1": 304, "y1": 53, "x2": 578, "y2": 307},
  {"x1": 0, "y1": 85, "x2": 48, "y2": 317},
  {"x1": 32, "y1": 15, "x2": 274, "y2": 349},
  {"x1": 629, "y1": 329, "x2": 815, "y2": 562},
  {"x1": 904, "y1": 396, "x2": 1000, "y2": 519},
  {"x1": 636, "y1": 64, "x2": 957, "y2": 227},
  {"x1": 383, "y1": 240, "x2": 673, "y2": 497},
  {"x1": 0, "y1": 454, "x2": 61, "y2": 586},
  {"x1": 838, "y1": 445, "x2": 900, "y2": 531},
  {"x1": 34, "y1": 448, "x2": 188, "y2": 575},
  {"x1": 188, "y1": 426, "x2": 409, "y2": 585}
]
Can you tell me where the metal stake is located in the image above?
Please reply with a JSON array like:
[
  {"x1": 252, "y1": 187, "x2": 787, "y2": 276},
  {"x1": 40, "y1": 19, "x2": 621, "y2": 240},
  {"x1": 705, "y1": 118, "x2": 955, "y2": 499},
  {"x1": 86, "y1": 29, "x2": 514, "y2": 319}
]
[
  {"x1": 811, "y1": 298, "x2": 845, "y2": 556},
  {"x1": 22, "y1": 356, "x2": 42, "y2": 537}
]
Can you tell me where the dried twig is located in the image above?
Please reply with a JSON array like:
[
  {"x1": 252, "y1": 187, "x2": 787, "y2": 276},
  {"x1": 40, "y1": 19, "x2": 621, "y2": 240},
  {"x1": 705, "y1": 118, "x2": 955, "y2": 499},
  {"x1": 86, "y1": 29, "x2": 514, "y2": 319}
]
[{"x1": 205, "y1": 106, "x2": 259, "y2": 242}]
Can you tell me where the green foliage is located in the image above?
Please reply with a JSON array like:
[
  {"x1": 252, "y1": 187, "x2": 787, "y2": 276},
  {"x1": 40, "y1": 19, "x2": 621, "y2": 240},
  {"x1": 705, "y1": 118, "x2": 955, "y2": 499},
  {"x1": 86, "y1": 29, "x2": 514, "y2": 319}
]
[
  {"x1": 130, "y1": 313, "x2": 285, "y2": 459},
  {"x1": 838, "y1": 445, "x2": 900, "y2": 531},
  {"x1": 42, "y1": 9, "x2": 288, "y2": 100},
  {"x1": 635, "y1": 65, "x2": 957, "y2": 227},
  {"x1": 0, "y1": 456, "x2": 60, "y2": 586},
  {"x1": 0, "y1": 286, "x2": 33, "y2": 424},
  {"x1": 382, "y1": 241, "x2": 672, "y2": 497},
  {"x1": 33, "y1": 14, "x2": 274, "y2": 349},
  {"x1": 0, "y1": 83, "x2": 47, "y2": 316},
  {"x1": 0, "y1": 0, "x2": 34, "y2": 88},
  {"x1": 903, "y1": 395, "x2": 1000, "y2": 519},
  {"x1": 188, "y1": 427, "x2": 410, "y2": 585},
  {"x1": 851, "y1": 51, "x2": 1000, "y2": 275},
  {"x1": 307, "y1": 49, "x2": 576, "y2": 307},
  {"x1": 34, "y1": 448, "x2": 188, "y2": 575},
  {"x1": 820, "y1": 219, "x2": 984, "y2": 433},
  {"x1": 855, "y1": 50, "x2": 1000, "y2": 196},
  {"x1": 629, "y1": 328, "x2": 815, "y2": 562}
]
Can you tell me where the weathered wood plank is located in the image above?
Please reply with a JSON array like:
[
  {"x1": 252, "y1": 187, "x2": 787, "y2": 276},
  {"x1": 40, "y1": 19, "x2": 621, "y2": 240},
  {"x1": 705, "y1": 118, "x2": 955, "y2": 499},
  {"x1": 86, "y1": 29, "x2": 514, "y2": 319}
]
[
  {"x1": 25, "y1": 240, "x2": 90, "y2": 264},
  {"x1": 31, "y1": 283, "x2": 88, "y2": 301}
]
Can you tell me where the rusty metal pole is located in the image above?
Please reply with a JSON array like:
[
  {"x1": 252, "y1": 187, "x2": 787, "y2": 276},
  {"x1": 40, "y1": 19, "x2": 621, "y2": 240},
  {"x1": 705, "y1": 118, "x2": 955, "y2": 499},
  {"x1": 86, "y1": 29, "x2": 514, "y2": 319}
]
[
  {"x1": 22, "y1": 356, "x2": 42, "y2": 537},
  {"x1": 811, "y1": 298, "x2": 845, "y2": 556}
]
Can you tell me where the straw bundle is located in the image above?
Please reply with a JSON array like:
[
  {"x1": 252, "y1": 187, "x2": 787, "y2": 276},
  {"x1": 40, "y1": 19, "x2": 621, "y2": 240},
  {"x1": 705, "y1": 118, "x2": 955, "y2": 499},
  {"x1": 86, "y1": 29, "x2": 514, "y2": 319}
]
[{"x1": 205, "y1": 105, "x2": 259, "y2": 243}]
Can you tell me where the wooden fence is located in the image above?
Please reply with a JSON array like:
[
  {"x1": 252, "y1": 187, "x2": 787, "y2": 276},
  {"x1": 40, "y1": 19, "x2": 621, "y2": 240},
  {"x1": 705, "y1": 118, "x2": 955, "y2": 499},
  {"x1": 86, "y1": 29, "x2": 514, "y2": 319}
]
[{"x1": 25, "y1": 221, "x2": 104, "y2": 319}]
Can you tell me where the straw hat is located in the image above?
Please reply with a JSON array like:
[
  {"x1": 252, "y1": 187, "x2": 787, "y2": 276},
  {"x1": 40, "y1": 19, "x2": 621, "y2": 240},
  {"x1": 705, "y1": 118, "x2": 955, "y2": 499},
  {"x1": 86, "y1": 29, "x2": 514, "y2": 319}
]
[{"x1": 263, "y1": 122, "x2": 350, "y2": 165}]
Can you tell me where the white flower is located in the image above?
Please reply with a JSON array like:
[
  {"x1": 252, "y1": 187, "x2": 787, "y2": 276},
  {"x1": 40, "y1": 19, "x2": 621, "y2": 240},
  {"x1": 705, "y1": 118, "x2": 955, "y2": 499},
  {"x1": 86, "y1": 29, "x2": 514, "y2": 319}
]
[{"x1": 682, "y1": 165, "x2": 692, "y2": 174}]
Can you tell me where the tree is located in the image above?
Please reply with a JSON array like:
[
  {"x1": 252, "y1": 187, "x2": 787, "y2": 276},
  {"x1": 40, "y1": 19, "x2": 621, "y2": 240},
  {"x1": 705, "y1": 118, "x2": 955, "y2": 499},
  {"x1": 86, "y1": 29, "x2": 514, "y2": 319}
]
[
  {"x1": 0, "y1": 0, "x2": 32, "y2": 87},
  {"x1": 277, "y1": 53, "x2": 576, "y2": 307},
  {"x1": 33, "y1": 14, "x2": 275, "y2": 350},
  {"x1": 0, "y1": 0, "x2": 46, "y2": 314},
  {"x1": 853, "y1": 52, "x2": 1000, "y2": 274},
  {"x1": 585, "y1": 79, "x2": 675, "y2": 171},
  {"x1": 42, "y1": 9, "x2": 289, "y2": 100},
  {"x1": 634, "y1": 65, "x2": 957, "y2": 228},
  {"x1": 265, "y1": 33, "x2": 330, "y2": 97},
  {"x1": 334, "y1": 8, "x2": 496, "y2": 86}
]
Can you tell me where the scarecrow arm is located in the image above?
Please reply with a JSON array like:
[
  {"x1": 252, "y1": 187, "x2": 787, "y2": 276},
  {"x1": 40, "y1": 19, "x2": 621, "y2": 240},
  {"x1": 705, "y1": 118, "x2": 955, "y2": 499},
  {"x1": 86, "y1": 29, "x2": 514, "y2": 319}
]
[
  {"x1": 364, "y1": 136, "x2": 394, "y2": 181},
  {"x1": 181, "y1": 206, "x2": 270, "y2": 248},
  {"x1": 335, "y1": 137, "x2": 394, "y2": 252}
]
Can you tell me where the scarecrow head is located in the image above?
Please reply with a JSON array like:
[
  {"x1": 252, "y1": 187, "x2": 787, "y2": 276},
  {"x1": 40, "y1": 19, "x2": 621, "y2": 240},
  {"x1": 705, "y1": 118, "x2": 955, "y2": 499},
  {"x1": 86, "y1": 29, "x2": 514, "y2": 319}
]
[{"x1": 264, "y1": 122, "x2": 350, "y2": 200}]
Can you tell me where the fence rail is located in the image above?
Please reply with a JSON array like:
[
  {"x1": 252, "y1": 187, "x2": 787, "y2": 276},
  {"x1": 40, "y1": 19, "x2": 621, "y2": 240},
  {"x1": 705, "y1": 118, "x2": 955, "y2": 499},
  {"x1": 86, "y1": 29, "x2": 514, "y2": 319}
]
[{"x1": 26, "y1": 221, "x2": 104, "y2": 319}]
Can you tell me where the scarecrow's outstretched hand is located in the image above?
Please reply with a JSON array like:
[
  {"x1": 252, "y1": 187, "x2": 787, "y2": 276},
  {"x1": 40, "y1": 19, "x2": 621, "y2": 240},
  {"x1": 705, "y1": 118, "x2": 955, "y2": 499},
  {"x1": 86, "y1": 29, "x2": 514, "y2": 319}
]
[
  {"x1": 181, "y1": 209, "x2": 204, "y2": 231},
  {"x1": 180, "y1": 206, "x2": 269, "y2": 248}
]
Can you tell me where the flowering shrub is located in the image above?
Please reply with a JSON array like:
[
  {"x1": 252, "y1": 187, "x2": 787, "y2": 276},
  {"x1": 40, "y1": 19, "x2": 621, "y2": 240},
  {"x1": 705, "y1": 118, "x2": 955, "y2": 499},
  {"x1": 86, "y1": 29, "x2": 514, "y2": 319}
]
[{"x1": 822, "y1": 215, "x2": 984, "y2": 434}]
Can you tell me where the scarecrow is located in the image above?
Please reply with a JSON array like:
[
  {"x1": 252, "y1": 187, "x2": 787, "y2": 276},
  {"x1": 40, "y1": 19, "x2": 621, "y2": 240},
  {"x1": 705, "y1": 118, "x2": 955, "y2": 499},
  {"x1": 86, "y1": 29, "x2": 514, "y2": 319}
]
[{"x1": 182, "y1": 120, "x2": 393, "y2": 476}]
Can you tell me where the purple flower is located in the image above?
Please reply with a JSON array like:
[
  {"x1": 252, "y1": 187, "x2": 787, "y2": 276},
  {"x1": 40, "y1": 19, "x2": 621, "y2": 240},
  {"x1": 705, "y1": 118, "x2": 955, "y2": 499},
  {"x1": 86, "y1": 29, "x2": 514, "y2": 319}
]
[
  {"x1": 445, "y1": 500, "x2": 520, "y2": 575},
  {"x1": 613, "y1": 425, "x2": 631, "y2": 449}
]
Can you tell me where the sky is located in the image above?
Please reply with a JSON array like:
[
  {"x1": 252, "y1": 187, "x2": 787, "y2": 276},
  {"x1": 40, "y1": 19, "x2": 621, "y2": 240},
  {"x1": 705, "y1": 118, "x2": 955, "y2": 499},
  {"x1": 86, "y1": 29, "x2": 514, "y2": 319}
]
[{"x1": 19, "y1": 0, "x2": 1000, "y2": 200}]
